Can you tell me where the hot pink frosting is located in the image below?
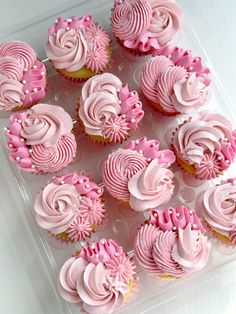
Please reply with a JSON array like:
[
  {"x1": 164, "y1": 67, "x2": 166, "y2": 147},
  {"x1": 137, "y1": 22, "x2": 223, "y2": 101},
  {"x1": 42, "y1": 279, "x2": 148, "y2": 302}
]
[
  {"x1": 128, "y1": 158, "x2": 174, "y2": 211},
  {"x1": 5, "y1": 104, "x2": 76, "y2": 174},
  {"x1": 141, "y1": 55, "x2": 209, "y2": 114},
  {"x1": 46, "y1": 15, "x2": 110, "y2": 73},
  {"x1": 0, "y1": 41, "x2": 47, "y2": 111},
  {"x1": 34, "y1": 172, "x2": 104, "y2": 241},
  {"x1": 79, "y1": 73, "x2": 144, "y2": 142},
  {"x1": 58, "y1": 239, "x2": 136, "y2": 313},
  {"x1": 103, "y1": 137, "x2": 175, "y2": 210},
  {"x1": 201, "y1": 179, "x2": 236, "y2": 240},
  {"x1": 172, "y1": 112, "x2": 236, "y2": 179},
  {"x1": 135, "y1": 207, "x2": 211, "y2": 276},
  {"x1": 111, "y1": 0, "x2": 183, "y2": 53}
]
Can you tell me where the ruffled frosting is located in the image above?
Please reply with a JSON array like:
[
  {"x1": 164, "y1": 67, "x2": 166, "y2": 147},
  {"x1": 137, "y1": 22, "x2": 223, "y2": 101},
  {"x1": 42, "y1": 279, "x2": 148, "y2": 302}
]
[
  {"x1": 103, "y1": 148, "x2": 148, "y2": 201},
  {"x1": 135, "y1": 215, "x2": 210, "y2": 276},
  {"x1": 5, "y1": 104, "x2": 76, "y2": 174},
  {"x1": 58, "y1": 239, "x2": 136, "y2": 313},
  {"x1": 201, "y1": 179, "x2": 236, "y2": 239},
  {"x1": 149, "y1": 205, "x2": 204, "y2": 232},
  {"x1": 79, "y1": 73, "x2": 144, "y2": 141},
  {"x1": 34, "y1": 172, "x2": 104, "y2": 240},
  {"x1": 0, "y1": 41, "x2": 47, "y2": 111},
  {"x1": 21, "y1": 103, "x2": 73, "y2": 146},
  {"x1": 128, "y1": 158, "x2": 174, "y2": 211},
  {"x1": 46, "y1": 15, "x2": 110, "y2": 73},
  {"x1": 141, "y1": 55, "x2": 209, "y2": 114},
  {"x1": 111, "y1": 0, "x2": 183, "y2": 53},
  {"x1": 172, "y1": 112, "x2": 236, "y2": 179}
]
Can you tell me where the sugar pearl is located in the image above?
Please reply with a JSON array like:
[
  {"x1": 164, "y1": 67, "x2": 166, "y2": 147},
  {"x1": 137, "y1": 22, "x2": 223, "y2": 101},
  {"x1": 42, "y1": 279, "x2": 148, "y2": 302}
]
[
  {"x1": 188, "y1": 66, "x2": 193, "y2": 71},
  {"x1": 20, "y1": 138, "x2": 24, "y2": 142},
  {"x1": 130, "y1": 92, "x2": 135, "y2": 97},
  {"x1": 193, "y1": 224, "x2": 197, "y2": 229},
  {"x1": 31, "y1": 165, "x2": 36, "y2": 169},
  {"x1": 195, "y1": 57, "x2": 200, "y2": 62},
  {"x1": 55, "y1": 19, "x2": 58, "y2": 23},
  {"x1": 122, "y1": 114, "x2": 126, "y2": 119},
  {"x1": 101, "y1": 240, "x2": 105, "y2": 244},
  {"x1": 153, "y1": 213, "x2": 158, "y2": 218},
  {"x1": 16, "y1": 156, "x2": 20, "y2": 161},
  {"x1": 97, "y1": 189, "x2": 102, "y2": 194},
  {"x1": 95, "y1": 254, "x2": 99, "y2": 258},
  {"x1": 33, "y1": 65, "x2": 37, "y2": 69},
  {"x1": 8, "y1": 144, "x2": 13, "y2": 148},
  {"x1": 90, "y1": 244, "x2": 95, "y2": 249},
  {"x1": 33, "y1": 88, "x2": 38, "y2": 92},
  {"x1": 79, "y1": 179, "x2": 83, "y2": 184},
  {"x1": 139, "y1": 150, "x2": 143, "y2": 154},
  {"x1": 135, "y1": 103, "x2": 140, "y2": 108},
  {"x1": 118, "y1": 100, "x2": 122, "y2": 104},
  {"x1": 86, "y1": 16, "x2": 90, "y2": 21},
  {"x1": 131, "y1": 118, "x2": 135, "y2": 123},
  {"x1": 169, "y1": 209, "x2": 172, "y2": 214},
  {"x1": 85, "y1": 184, "x2": 90, "y2": 188},
  {"x1": 168, "y1": 54, "x2": 172, "y2": 58},
  {"x1": 172, "y1": 226, "x2": 177, "y2": 231},
  {"x1": 25, "y1": 90, "x2": 29, "y2": 94},
  {"x1": 226, "y1": 160, "x2": 230, "y2": 164},
  {"x1": 147, "y1": 157, "x2": 152, "y2": 162},
  {"x1": 60, "y1": 181, "x2": 65, "y2": 185},
  {"x1": 41, "y1": 71, "x2": 45, "y2": 76},
  {"x1": 176, "y1": 213, "x2": 180, "y2": 217},
  {"x1": 29, "y1": 149, "x2": 32, "y2": 153},
  {"x1": 217, "y1": 156, "x2": 222, "y2": 161},
  {"x1": 65, "y1": 26, "x2": 70, "y2": 31},
  {"x1": 22, "y1": 80, "x2": 26, "y2": 84},
  {"x1": 114, "y1": 252, "x2": 119, "y2": 257}
]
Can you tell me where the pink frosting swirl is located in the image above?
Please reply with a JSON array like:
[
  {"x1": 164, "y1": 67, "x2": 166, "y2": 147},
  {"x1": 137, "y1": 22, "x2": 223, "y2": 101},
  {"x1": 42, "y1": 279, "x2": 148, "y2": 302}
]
[
  {"x1": 172, "y1": 224, "x2": 211, "y2": 272},
  {"x1": 30, "y1": 133, "x2": 76, "y2": 173},
  {"x1": 0, "y1": 76, "x2": 24, "y2": 111},
  {"x1": 86, "y1": 46, "x2": 109, "y2": 73},
  {"x1": 146, "y1": 0, "x2": 183, "y2": 46},
  {"x1": 201, "y1": 180, "x2": 236, "y2": 239},
  {"x1": 0, "y1": 40, "x2": 36, "y2": 71},
  {"x1": 0, "y1": 56, "x2": 23, "y2": 80},
  {"x1": 149, "y1": 205, "x2": 204, "y2": 232},
  {"x1": 85, "y1": 22, "x2": 110, "y2": 48},
  {"x1": 21, "y1": 104, "x2": 73, "y2": 147},
  {"x1": 111, "y1": 0, "x2": 152, "y2": 41},
  {"x1": 103, "y1": 149, "x2": 148, "y2": 201},
  {"x1": 46, "y1": 28, "x2": 87, "y2": 71},
  {"x1": 34, "y1": 172, "x2": 105, "y2": 240},
  {"x1": 171, "y1": 72, "x2": 209, "y2": 114},
  {"x1": 173, "y1": 112, "x2": 235, "y2": 167},
  {"x1": 128, "y1": 158, "x2": 174, "y2": 211}
]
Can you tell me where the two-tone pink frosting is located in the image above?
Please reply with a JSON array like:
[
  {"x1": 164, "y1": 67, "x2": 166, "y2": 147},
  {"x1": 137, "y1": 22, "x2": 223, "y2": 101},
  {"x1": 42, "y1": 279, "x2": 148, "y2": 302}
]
[
  {"x1": 135, "y1": 205, "x2": 211, "y2": 276},
  {"x1": 78, "y1": 73, "x2": 144, "y2": 143},
  {"x1": 103, "y1": 137, "x2": 175, "y2": 211},
  {"x1": 5, "y1": 104, "x2": 76, "y2": 174},
  {"x1": 58, "y1": 239, "x2": 136, "y2": 313},
  {"x1": 172, "y1": 111, "x2": 236, "y2": 179},
  {"x1": 46, "y1": 15, "x2": 110, "y2": 73},
  {"x1": 111, "y1": 0, "x2": 183, "y2": 53},
  {"x1": 0, "y1": 41, "x2": 46, "y2": 111},
  {"x1": 34, "y1": 172, "x2": 104, "y2": 241},
  {"x1": 141, "y1": 47, "x2": 210, "y2": 114},
  {"x1": 201, "y1": 179, "x2": 236, "y2": 244}
]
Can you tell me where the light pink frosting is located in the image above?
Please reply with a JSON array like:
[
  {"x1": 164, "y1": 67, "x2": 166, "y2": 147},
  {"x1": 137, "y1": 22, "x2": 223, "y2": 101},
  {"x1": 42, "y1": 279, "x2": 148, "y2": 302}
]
[
  {"x1": 103, "y1": 148, "x2": 148, "y2": 201},
  {"x1": 5, "y1": 104, "x2": 76, "y2": 174},
  {"x1": 34, "y1": 172, "x2": 104, "y2": 241},
  {"x1": 135, "y1": 211, "x2": 211, "y2": 276},
  {"x1": 21, "y1": 103, "x2": 73, "y2": 146},
  {"x1": 0, "y1": 76, "x2": 25, "y2": 111},
  {"x1": 128, "y1": 158, "x2": 174, "y2": 211},
  {"x1": 111, "y1": 0, "x2": 183, "y2": 53},
  {"x1": 46, "y1": 15, "x2": 110, "y2": 73},
  {"x1": 58, "y1": 239, "x2": 136, "y2": 313},
  {"x1": 172, "y1": 111, "x2": 236, "y2": 179},
  {"x1": 201, "y1": 179, "x2": 236, "y2": 241},
  {"x1": 79, "y1": 73, "x2": 144, "y2": 141},
  {"x1": 141, "y1": 55, "x2": 209, "y2": 114},
  {"x1": 0, "y1": 41, "x2": 47, "y2": 111}
]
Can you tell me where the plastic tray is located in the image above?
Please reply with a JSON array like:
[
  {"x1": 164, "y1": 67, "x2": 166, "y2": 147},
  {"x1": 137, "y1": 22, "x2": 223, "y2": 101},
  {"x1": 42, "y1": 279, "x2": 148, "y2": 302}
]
[{"x1": 1, "y1": 1, "x2": 236, "y2": 313}]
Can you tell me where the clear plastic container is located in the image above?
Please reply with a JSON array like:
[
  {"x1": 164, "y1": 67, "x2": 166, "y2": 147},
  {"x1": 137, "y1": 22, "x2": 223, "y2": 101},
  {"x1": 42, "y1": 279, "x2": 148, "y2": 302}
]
[{"x1": 0, "y1": 1, "x2": 236, "y2": 313}]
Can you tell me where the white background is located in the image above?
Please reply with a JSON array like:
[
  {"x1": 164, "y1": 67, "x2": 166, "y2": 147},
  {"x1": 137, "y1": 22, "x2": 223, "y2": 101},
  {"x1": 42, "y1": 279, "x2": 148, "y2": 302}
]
[{"x1": 0, "y1": 1, "x2": 236, "y2": 313}]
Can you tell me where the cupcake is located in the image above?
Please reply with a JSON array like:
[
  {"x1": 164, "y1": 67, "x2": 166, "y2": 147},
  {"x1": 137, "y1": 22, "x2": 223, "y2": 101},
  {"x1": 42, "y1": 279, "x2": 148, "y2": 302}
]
[
  {"x1": 34, "y1": 172, "x2": 105, "y2": 242},
  {"x1": 46, "y1": 15, "x2": 111, "y2": 83},
  {"x1": 78, "y1": 73, "x2": 144, "y2": 144},
  {"x1": 201, "y1": 178, "x2": 236, "y2": 246},
  {"x1": 111, "y1": 0, "x2": 183, "y2": 55},
  {"x1": 103, "y1": 137, "x2": 175, "y2": 211},
  {"x1": 0, "y1": 40, "x2": 46, "y2": 111},
  {"x1": 135, "y1": 205, "x2": 211, "y2": 278},
  {"x1": 140, "y1": 46, "x2": 210, "y2": 115},
  {"x1": 172, "y1": 111, "x2": 236, "y2": 179},
  {"x1": 4, "y1": 103, "x2": 76, "y2": 174},
  {"x1": 58, "y1": 238, "x2": 137, "y2": 314}
]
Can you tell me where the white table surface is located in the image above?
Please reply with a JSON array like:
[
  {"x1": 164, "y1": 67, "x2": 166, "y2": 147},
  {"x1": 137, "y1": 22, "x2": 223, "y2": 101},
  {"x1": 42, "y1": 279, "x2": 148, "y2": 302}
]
[{"x1": 0, "y1": 1, "x2": 236, "y2": 314}]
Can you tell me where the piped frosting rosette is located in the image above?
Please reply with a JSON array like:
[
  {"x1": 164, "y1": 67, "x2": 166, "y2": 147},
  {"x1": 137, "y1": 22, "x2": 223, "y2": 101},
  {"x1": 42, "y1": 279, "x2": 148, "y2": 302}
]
[
  {"x1": 201, "y1": 178, "x2": 236, "y2": 246},
  {"x1": 58, "y1": 238, "x2": 137, "y2": 314},
  {"x1": 0, "y1": 40, "x2": 46, "y2": 111},
  {"x1": 103, "y1": 137, "x2": 175, "y2": 211},
  {"x1": 34, "y1": 172, "x2": 105, "y2": 242},
  {"x1": 172, "y1": 111, "x2": 236, "y2": 179},
  {"x1": 141, "y1": 46, "x2": 210, "y2": 115},
  {"x1": 111, "y1": 0, "x2": 183, "y2": 55},
  {"x1": 46, "y1": 15, "x2": 111, "y2": 81},
  {"x1": 134, "y1": 205, "x2": 211, "y2": 277},
  {"x1": 78, "y1": 73, "x2": 144, "y2": 143},
  {"x1": 4, "y1": 103, "x2": 76, "y2": 174}
]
